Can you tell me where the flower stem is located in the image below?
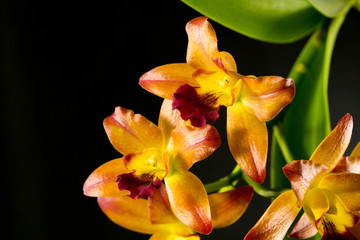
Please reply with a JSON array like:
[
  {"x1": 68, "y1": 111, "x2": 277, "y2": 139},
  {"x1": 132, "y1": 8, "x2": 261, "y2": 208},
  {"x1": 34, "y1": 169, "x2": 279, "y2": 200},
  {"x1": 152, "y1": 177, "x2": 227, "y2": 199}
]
[
  {"x1": 205, "y1": 164, "x2": 288, "y2": 197},
  {"x1": 241, "y1": 172, "x2": 289, "y2": 198},
  {"x1": 273, "y1": 124, "x2": 294, "y2": 164},
  {"x1": 204, "y1": 165, "x2": 242, "y2": 193}
]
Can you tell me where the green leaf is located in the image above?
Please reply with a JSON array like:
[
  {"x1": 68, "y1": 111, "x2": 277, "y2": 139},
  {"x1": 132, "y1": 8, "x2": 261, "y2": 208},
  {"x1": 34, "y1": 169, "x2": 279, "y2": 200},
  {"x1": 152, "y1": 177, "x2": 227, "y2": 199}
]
[
  {"x1": 306, "y1": 0, "x2": 352, "y2": 18},
  {"x1": 181, "y1": 0, "x2": 324, "y2": 43},
  {"x1": 271, "y1": 13, "x2": 346, "y2": 192}
]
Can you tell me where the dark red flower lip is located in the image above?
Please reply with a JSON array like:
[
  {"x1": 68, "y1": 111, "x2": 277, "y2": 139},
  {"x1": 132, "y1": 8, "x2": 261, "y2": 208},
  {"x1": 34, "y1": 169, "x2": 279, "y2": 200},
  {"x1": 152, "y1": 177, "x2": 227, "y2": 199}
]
[
  {"x1": 116, "y1": 172, "x2": 162, "y2": 199},
  {"x1": 172, "y1": 84, "x2": 219, "y2": 127}
]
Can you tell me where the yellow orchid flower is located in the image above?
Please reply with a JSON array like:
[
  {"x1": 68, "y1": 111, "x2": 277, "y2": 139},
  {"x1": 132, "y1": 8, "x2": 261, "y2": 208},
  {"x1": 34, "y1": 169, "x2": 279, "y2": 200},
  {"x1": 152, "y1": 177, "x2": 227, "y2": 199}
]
[
  {"x1": 83, "y1": 100, "x2": 221, "y2": 234},
  {"x1": 97, "y1": 185, "x2": 254, "y2": 240},
  {"x1": 139, "y1": 16, "x2": 295, "y2": 184},
  {"x1": 245, "y1": 114, "x2": 360, "y2": 240}
]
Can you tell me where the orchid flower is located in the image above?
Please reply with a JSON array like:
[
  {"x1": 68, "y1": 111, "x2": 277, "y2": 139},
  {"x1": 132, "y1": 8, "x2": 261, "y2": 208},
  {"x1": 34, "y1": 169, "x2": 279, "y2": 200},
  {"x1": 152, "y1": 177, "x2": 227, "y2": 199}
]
[
  {"x1": 139, "y1": 16, "x2": 295, "y2": 184},
  {"x1": 83, "y1": 100, "x2": 221, "y2": 234},
  {"x1": 97, "y1": 185, "x2": 253, "y2": 240},
  {"x1": 245, "y1": 114, "x2": 360, "y2": 240}
]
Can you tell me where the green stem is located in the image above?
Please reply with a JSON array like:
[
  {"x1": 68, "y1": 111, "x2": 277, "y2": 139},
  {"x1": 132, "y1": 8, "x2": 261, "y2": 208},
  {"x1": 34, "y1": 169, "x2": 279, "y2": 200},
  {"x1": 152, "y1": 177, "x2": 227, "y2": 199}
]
[
  {"x1": 242, "y1": 172, "x2": 289, "y2": 198},
  {"x1": 204, "y1": 165, "x2": 242, "y2": 193},
  {"x1": 273, "y1": 124, "x2": 294, "y2": 164},
  {"x1": 205, "y1": 164, "x2": 288, "y2": 197}
]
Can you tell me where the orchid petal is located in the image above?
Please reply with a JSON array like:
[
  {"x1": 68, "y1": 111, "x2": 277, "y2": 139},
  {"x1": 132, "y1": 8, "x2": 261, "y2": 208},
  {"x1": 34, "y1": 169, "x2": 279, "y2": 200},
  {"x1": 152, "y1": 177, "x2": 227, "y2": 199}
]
[
  {"x1": 103, "y1": 107, "x2": 164, "y2": 155},
  {"x1": 150, "y1": 233, "x2": 200, "y2": 240},
  {"x1": 227, "y1": 101, "x2": 268, "y2": 183},
  {"x1": 288, "y1": 213, "x2": 318, "y2": 239},
  {"x1": 170, "y1": 124, "x2": 220, "y2": 170},
  {"x1": 317, "y1": 173, "x2": 360, "y2": 212},
  {"x1": 244, "y1": 190, "x2": 301, "y2": 240},
  {"x1": 241, "y1": 75, "x2": 295, "y2": 121},
  {"x1": 283, "y1": 160, "x2": 328, "y2": 206},
  {"x1": 165, "y1": 170, "x2": 212, "y2": 235},
  {"x1": 333, "y1": 156, "x2": 360, "y2": 174},
  {"x1": 209, "y1": 186, "x2": 253, "y2": 229},
  {"x1": 148, "y1": 185, "x2": 178, "y2": 225},
  {"x1": 97, "y1": 196, "x2": 166, "y2": 235},
  {"x1": 350, "y1": 141, "x2": 360, "y2": 157},
  {"x1": 139, "y1": 63, "x2": 197, "y2": 100},
  {"x1": 303, "y1": 188, "x2": 329, "y2": 232},
  {"x1": 213, "y1": 51, "x2": 237, "y2": 72},
  {"x1": 304, "y1": 188, "x2": 359, "y2": 237},
  {"x1": 158, "y1": 99, "x2": 182, "y2": 143},
  {"x1": 186, "y1": 17, "x2": 218, "y2": 70},
  {"x1": 83, "y1": 158, "x2": 131, "y2": 197},
  {"x1": 309, "y1": 113, "x2": 353, "y2": 171}
]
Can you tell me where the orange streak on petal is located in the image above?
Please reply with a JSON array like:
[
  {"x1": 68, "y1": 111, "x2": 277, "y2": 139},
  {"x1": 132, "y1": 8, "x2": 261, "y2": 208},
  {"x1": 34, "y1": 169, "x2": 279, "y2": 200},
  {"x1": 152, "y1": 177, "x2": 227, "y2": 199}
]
[
  {"x1": 83, "y1": 158, "x2": 130, "y2": 197},
  {"x1": 317, "y1": 173, "x2": 360, "y2": 212},
  {"x1": 350, "y1": 141, "x2": 360, "y2": 157},
  {"x1": 209, "y1": 186, "x2": 253, "y2": 229},
  {"x1": 227, "y1": 102, "x2": 267, "y2": 183},
  {"x1": 165, "y1": 170, "x2": 212, "y2": 235},
  {"x1": 103, "y1": 106, "x2": 164, "y2": 155},
  {"x1": 289, "y1": 213, "x2": 318, "y2": 239},
  {"x1": 97, "y1": 196, "x2": 165, "y2": 235},
  {"x1": 283, "y1": 160, "x2": 328, "y2": 206},
  {"x1": 310, "y1": 113, "x2": 353, "y2": 171},
  {"x1": 170, "y1": 124, "x2": 220, "y2": 170},
  {"x1": 186, "y1": 17, "x2": 219, "y2": 70},
  {"x1": 244, "y1": 191, "x2": 301, "y2": 240},
  {"x1": 139, "y1": 63, "x2": 197, "y2": 100},
  {"x1": 333, "y1": 156, "x2": 360, "y2": 174},
  {"x1": 241, "y1": 76, "x2": 295, "y2": 121}
]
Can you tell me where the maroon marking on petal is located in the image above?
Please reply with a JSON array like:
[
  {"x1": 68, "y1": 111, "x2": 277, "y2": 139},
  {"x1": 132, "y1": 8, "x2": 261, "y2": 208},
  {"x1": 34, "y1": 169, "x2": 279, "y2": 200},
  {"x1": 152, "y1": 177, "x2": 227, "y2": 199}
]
[
  {"x1": 116, "y1": 172, "x2": 162, "y2": 199},
  {"x1": 321, "y1": 215, "x2": 360, "y2": 240},
  {"x1": 172, "y1": 84, "x2": 219, "y2": 127}
]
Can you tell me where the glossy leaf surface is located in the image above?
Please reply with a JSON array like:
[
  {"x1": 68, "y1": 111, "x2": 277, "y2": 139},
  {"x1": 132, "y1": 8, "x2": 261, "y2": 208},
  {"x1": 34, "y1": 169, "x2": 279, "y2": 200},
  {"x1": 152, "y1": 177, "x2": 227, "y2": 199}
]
[
  {"x1": 306, "y1": 0, "x2": 351, "y2": 18},
  {"x1": 181, "y1": 0, "x2": 324, "y2": 43}
]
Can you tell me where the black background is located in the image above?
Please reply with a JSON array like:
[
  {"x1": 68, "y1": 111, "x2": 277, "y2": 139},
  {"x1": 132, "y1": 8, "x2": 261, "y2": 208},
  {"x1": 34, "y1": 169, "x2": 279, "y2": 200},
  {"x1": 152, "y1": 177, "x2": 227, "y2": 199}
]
[{"x1": 1, "y1": 0, "x2": 360, "y2": 239}]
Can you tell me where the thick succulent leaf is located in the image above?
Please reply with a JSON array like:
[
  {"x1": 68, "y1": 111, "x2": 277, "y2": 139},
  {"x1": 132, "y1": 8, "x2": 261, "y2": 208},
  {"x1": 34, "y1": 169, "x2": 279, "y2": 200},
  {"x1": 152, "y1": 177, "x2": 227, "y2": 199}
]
[
  {"x1": 181, "y1": 0, "x2": 324, "y2": 43},
  {"x1": 271, "y1": 15, "x2": 345, "y2": 190},
  {"x1": 306, "y1": 0, "x2": 351, "y2": 18}
]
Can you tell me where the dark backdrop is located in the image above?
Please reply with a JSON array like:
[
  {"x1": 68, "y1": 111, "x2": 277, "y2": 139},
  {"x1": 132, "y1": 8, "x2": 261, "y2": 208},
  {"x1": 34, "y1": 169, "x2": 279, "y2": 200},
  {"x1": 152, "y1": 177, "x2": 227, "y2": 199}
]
[{"x1": 1, "y1": 0, "x2": 360, "y2": 239}]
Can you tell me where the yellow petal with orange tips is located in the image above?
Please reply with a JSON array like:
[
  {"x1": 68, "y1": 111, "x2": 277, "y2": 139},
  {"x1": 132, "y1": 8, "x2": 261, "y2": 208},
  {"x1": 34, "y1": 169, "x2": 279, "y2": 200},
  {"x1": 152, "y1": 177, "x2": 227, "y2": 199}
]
[
  {"x1": 103, "y1": 106, "x2": 164, "y2": 156},
  {"x1": 139, "y1": 63, "x2": 197, "y2": 100},
  {"x1": 317, "y1": 173, "x2": 360, "y2": 212},
  {"x1": 303, "y1": 188, "x2": 358, "y2": 237},
  {"x1": 164, "y1": 170, "x2": 212, "y2": 235},
  {"x1": 241, "y1": 75, "x2": 295, "y2": 121},
  {"x1": 97, "y1": 196, "x2": 167, "y2": 235},
  {"x1": 169, "y1": 123, "x2": 220, "y2": 171},
  {"x1": 227, "y1": 101, "x2": 268, "y2": 183},
  {"x1": 209, "y1": 186, "x2": 253, "y2": 229},
  {"x1": 244, "y1": 190, "x2": 301, "y2": 240},
  {"x1": 83, "y1": 158, "x2": 131, "y2": 197},
  {"x1": 186, "y1": 17, "x2": 219, "y2": 70},
  {"x1": 309, "y1": 113, "x2": 353, "y2": 171}
]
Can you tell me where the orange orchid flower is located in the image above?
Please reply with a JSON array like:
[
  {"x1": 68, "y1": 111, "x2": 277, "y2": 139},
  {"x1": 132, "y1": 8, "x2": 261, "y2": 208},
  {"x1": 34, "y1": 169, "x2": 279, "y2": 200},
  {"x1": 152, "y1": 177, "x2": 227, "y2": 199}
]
[
  {"x1": 83, "y1": 100, "x2": 221, "y2": 234},
  {"x1": 139, "y1": 16, "x2": 295, "y2": 184},
  {"x1": 97, "y1": 185, "x2": 253, "y2": 239},
  {"x1": 245, "y1": 114, "x2": 360, "y2": 240}
]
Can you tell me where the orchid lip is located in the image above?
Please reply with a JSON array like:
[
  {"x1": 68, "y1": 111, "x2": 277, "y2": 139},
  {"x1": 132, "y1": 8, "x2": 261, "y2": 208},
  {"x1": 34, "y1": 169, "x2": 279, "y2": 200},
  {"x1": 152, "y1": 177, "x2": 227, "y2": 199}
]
[
  {"x1": 116, "y1": 172, "x2": 163, "y2": 199},
  {"x1": 172, "y1": 84, "x2": 220, "y2": 127}
]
